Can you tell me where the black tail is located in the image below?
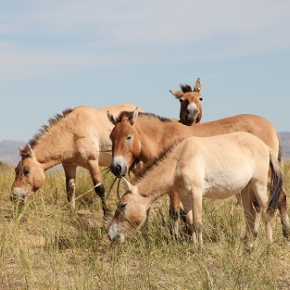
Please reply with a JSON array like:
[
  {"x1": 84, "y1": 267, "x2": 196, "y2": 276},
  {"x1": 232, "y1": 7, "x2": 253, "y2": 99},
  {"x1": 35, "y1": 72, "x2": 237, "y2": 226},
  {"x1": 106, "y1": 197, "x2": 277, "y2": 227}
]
[
  {"x1": 267, "y1": 150, "x2": 284, "y2": 215},
  {"x1": 277, "y1": 133, "x2": 283, "y2": 163}
]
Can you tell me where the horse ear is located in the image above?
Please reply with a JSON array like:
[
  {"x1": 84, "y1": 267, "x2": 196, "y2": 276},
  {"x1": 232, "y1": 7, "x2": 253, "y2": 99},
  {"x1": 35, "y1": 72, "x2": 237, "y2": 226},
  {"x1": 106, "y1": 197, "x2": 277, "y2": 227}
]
[
  {"x1": 193, "y1": 78, "x2": 202, "y2": 93},
  {"x1": 128, "y1": 107, "x2": 139, "y2": 125},
  {"x1": 107, "y1": 111, "x2": 117, "y2": 125},
  {"x1": 19, "y1": 147, "x2": 24, "y2": 157},
  {"x1": 27, "y1": 144, "x2": 34, "y2": 157},
  {"x1": 121, "y1": 177, "x2": 133, "y2": 191},
  {"x1": 19, "y1": 144, "x2": 34, "y2": 158},
  {"x1": 169, "y1": 90, "x2": 183, "y2": 100}
]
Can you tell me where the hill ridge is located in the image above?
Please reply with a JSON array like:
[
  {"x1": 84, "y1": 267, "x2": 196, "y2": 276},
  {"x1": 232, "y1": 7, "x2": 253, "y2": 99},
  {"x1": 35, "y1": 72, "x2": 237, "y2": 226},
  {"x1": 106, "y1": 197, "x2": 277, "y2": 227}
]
[{"x1": 1, "y1": 133, "x2": 290, "y2": 166}]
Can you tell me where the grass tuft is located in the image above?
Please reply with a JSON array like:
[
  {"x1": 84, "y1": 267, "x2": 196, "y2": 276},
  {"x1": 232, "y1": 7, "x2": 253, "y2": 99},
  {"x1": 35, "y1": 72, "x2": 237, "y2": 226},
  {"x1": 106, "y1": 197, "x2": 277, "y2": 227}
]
[{"x1": 1, "y1": 164, "x2": 290, "y2": 289}]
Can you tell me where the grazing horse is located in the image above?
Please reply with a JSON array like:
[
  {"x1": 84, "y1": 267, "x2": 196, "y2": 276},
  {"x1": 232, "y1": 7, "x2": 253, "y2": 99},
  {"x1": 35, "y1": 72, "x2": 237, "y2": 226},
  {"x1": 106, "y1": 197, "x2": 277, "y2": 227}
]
[
  {"x1": 170, "y1": 78, "x2": 203, "y2": 125},
  {"x1": 10, "y1": 104, "x2": 143, "y2": 218},
  {"x1": 108, "y1": 132, "x2": 284, "y2": 250},
  {"x1": 107, "y1": 109, "x2": 290, "y2": 238}
]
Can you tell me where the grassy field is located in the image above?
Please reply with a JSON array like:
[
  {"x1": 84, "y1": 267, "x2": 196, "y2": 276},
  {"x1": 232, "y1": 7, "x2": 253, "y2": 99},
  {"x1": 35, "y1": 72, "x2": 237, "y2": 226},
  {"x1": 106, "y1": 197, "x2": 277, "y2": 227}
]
[{"x1": 1, "y1": 162, "x2": 290, "y2": 290}]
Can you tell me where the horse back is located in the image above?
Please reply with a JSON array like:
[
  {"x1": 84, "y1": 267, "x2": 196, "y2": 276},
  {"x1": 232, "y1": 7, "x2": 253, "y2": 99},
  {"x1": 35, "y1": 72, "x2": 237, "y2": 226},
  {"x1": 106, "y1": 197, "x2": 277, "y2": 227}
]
[
  {"x1": 174, "y1": 132, "x2": 270, "y2": 198},
  {"x1": 174, "y1": 114, "x2": 279, "y2": 158},
  {"x1": 66, "y1": 104, "x2": 140, "y2": 139}
]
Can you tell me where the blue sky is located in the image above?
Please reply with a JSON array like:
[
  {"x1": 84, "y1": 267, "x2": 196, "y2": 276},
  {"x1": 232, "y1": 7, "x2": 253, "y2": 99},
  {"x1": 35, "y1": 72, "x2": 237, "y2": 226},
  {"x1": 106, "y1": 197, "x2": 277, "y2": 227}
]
[{"x1": 1, "y1": 0, "x2": 290, "y2": 142}]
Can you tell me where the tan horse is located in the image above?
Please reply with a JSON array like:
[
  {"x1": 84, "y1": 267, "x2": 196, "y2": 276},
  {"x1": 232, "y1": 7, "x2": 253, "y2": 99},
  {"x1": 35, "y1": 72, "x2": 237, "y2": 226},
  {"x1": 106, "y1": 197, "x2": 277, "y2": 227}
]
[
  {"x1": 107, "y1": 109, "x2": 290, "y2": 238},
  {"x1": 10, "y1": 104, "x2": 143, "y2": 218},
  {"x1": 108, "y1": 132, "x2": 284, "y2": 250},
  {"x1": 170, "y1": 78, "x2": 203, "y2": 125}
]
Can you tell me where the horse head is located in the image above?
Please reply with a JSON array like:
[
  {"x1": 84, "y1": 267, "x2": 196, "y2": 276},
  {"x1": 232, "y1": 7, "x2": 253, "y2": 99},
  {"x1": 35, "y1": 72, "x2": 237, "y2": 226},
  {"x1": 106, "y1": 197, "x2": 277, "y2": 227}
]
[
  {"x1": 108, "y1": 178, "x2": 148, "y2": 241},
  {"x1": 10, "y1": 144, "x2": 45, "y2": 203},
  {"x1": 107, "y1": 108, "x2": 141, "y2": 177},
  {"x1": 170, "y1": 78, "x2": 203, "y2": 126}
]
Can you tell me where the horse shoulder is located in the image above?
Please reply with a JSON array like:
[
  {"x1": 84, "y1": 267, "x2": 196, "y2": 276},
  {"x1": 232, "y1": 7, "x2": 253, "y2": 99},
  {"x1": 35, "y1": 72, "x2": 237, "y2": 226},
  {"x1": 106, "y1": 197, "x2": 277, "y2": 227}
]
[{"x1": 174, "y1": 139, "x2": 204, "y2": 184}]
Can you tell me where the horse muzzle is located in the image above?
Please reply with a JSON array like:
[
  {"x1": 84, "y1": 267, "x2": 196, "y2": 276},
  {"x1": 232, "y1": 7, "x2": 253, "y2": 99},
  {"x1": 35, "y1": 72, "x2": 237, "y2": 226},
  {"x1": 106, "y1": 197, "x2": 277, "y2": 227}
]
[
  {"x1": 108, "y1": 223, "x2": 126, "y2": 242},
  {"x1": 10, "y1": 188, "x2": 28, "y2": 203},
  {"x1": 110, "y1": 157, "x2": 128, "y2": 177},
  {"x1": 185, "y1": 104, "x2": 199, "y2": 124}
]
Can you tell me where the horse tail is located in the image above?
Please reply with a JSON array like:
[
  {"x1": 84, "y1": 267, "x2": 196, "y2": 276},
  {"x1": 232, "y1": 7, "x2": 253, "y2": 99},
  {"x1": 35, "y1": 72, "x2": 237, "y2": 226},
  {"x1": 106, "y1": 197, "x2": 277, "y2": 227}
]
[
  {"x1": 267, "y1": 149, "x2": 284, "y2": 215},
  {"x1": 277, "y1": 133, "x2": 283, "y2": 163}
]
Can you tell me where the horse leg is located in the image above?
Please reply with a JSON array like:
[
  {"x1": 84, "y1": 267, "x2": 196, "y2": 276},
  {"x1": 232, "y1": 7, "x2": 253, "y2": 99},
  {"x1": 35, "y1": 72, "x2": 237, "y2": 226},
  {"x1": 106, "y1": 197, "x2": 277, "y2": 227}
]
[
  {"x1": 62, "y1": 164, "x2": 77, "y2": 209},
  {"x1": 87, "y1": 161, "x2": 111, "y2": 219},
  {"x1": 192, "y1": 193, "x2": 203, "y2": 246},
  {"x1": 169, "y1": 192, "x2": 181, "y2": 238},
  {"x1": 254, "y1": 202, "x2": 274, "y2": 245},
  {"x1": 250, "y1": 180, "x2": 273, "y2": 245},
  {"x1": 277, "y1": 189, "x2": 290, "y2": 240},
  {"x1": 231, "y1": 192, "x2": 242, "y2": 215},
  {"x1": 252, "y1": 199, "x2": 262, "y2": 238},
  {"x1": 241, "y1": 188, "x2": 257, "y2": 251},
  {"x1": 235, "y1": 193, "x2": 263, "y2": 239},
  {"x1": 231, "y1": 193, "x2": 262, "y2": 235},
  {"x1": 181, "y1": 191, "x2": 203, "y2": 246}
]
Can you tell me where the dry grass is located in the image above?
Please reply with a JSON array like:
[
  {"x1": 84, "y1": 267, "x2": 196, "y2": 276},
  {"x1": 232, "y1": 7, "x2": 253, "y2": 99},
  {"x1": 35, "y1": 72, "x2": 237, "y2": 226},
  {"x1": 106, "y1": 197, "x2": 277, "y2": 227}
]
[{"x1": 1, "y1": 163, "x2": 290, "y2": 289}]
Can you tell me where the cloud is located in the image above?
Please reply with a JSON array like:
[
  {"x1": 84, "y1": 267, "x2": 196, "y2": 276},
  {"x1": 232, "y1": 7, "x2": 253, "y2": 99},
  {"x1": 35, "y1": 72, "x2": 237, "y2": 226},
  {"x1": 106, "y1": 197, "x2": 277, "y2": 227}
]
[{"x1": 1, "y1": 0, "x2": 290, "y2": 80}]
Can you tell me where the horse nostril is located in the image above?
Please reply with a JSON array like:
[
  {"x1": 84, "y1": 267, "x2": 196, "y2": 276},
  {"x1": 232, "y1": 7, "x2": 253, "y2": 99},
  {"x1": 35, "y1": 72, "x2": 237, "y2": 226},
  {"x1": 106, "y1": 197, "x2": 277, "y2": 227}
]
[
  {"x1": 10, "y1": 189, "x2": 27, "y2": 202},
  {"x1": 117, "y1": 164, "x2": 122, "y2": 174},
  {"x1": 111, "y1": 164, "x2": 122, "y2": 177}
]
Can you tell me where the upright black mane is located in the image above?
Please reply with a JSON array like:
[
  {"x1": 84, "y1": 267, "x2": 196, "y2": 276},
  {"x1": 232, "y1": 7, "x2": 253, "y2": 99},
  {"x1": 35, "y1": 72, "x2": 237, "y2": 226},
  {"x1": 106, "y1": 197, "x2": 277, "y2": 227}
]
[
  {"x1": 117, "y1": 111, "x2": 172, "y2": 123},
  {"x1": 180, "y1": 84, "x2": 193, "y2": 93},
  {"x1": 28, "y1": 108, "x2": 73, "y2": 148}
]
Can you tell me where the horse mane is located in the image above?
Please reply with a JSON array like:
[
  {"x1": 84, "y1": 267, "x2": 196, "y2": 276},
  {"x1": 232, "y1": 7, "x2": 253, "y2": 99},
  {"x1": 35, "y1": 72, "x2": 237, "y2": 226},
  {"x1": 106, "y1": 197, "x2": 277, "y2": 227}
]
[
  {"x1": 28, "y1": 108, "x2": 73, "y2": 148},
  {"x1": 132, "y1": 139, "x2": 182, "y2": 184},
  {"x1": 116, "y1": 111, "x2": 171, "y2": 123},
  {"x1": 180, "y1": 84, "x2": 192, "y2": 93}
]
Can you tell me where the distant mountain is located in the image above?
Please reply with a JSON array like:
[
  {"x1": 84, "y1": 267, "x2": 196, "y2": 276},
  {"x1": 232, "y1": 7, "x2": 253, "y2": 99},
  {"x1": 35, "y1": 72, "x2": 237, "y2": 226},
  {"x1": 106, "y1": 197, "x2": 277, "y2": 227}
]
[
  {"x1": 279, "y1": 132, "x2": 290, "y2": 160},
  {"x1": 0, "y1": 140, "x2": 26, "y2": 166},
  {"x1": 1, "y1": 134, "x2": 290, "y2": 166}
]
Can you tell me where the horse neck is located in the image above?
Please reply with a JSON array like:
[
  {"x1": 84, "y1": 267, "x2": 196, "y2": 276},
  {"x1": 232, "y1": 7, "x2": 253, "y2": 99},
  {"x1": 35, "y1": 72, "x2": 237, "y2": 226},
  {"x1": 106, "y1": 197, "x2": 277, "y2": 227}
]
[
  {"x1": 196, "y1": 109, "x2": 202, "y2": 123},
  {"x1": 32, "y1": 128, "x2": 75, "y2": 171},
  {"x1": 135, "y1": 153, "x2": 178, "y2": 204},
  {"x1": 136, "y1": 118, "x2": 188, "y2": 162}
]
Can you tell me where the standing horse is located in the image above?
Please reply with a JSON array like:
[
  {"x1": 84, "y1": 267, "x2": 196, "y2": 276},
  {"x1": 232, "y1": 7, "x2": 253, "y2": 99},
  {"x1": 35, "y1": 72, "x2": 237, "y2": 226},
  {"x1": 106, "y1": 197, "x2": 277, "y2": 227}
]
[
  {"x1": 170, "y1": 78, "x2": 203, "y2": 125},
  {"x1": 107, "y1": 109, "x2": 290, "y2": 238},
  {"x1": 10, "y1": 104, "x2": 143, "y2": 218},
  {"x1": 108, "y1": 132, "x2": 284, "y2": 250}
]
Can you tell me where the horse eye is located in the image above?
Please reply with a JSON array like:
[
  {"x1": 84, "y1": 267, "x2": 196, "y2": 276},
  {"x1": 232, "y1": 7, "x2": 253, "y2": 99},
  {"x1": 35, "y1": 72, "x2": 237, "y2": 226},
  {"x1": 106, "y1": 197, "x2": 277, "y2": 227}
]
[
  {"x1": 199, "y1": 97, "x2": 203, "y2": 101},
  {"x1": 23, "y1": 169, "x2": 30, "y2": 176},
  {"x1": 126, "y1": 136, "x2": 132, "y2": 141},
  {"x1": 120, "y1": 203, "x2": 127, "y2": 210}
]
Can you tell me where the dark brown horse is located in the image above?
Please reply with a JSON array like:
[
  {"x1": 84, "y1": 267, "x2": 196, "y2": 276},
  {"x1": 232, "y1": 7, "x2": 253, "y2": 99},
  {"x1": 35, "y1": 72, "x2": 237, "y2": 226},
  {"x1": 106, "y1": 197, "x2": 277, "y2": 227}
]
[{"x1": 107, "y1": 108, "x2": 290, "y2": 238}]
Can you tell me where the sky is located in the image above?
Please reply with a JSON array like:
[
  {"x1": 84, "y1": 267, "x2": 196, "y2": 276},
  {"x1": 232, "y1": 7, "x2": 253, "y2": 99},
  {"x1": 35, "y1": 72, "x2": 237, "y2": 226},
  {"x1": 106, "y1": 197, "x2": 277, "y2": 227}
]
[{"x1": 1, "y1": 0, "x2": 290, "y2": 143}]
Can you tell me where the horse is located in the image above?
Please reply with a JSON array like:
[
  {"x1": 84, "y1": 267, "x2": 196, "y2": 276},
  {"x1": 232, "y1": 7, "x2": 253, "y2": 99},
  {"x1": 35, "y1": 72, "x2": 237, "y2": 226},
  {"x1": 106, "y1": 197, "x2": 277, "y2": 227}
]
[
  {"x1": 170, "y1": 77, "x2": 203, "y2": 125},
  {"x1": 108, "y1": 132, "x2": 284, "y2": 250},
  {"x1": 107, "y1": 108, "x2": 290, "y2": 238},
  {"x1": 10, "y1": 104, "x2": 143, "y2": 218}
]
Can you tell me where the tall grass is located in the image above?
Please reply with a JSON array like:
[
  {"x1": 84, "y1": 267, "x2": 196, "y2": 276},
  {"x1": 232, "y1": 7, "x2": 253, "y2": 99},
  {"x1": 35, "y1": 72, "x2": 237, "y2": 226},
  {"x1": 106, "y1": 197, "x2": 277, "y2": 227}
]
[{"x1": 1, "y1": 164, "x2": 290, "y2": 289}]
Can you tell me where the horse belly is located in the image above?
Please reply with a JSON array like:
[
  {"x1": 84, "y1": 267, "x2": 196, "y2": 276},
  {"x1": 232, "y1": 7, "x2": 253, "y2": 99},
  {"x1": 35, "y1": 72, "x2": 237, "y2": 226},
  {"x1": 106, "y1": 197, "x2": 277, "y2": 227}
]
[
  {"x1": 202, "y1": 172, "x2": 251, "y2": 199},
  {"x1": 99, "y1": 152, "x2": 112, "y2": 167},
  {"x1": 77, "y1": 134, "x2": 112, "y2": 167}
]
